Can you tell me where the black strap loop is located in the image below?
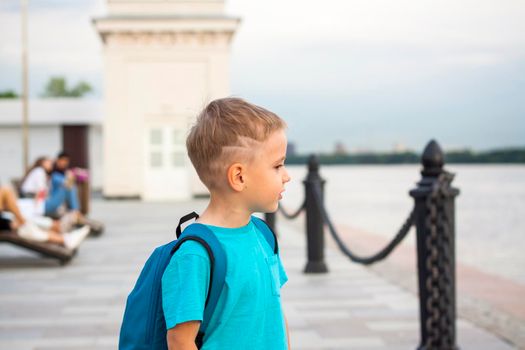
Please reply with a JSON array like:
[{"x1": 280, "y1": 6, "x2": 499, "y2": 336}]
[{"x1": 176, "y1": 211, "x2": 200, "y2": 238}]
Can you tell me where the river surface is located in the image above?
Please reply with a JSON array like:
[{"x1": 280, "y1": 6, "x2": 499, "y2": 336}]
[{"x1": 281, "y1": 164, "x2": 525, "y2": 285}]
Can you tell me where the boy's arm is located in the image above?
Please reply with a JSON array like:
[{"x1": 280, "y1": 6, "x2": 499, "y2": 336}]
[{"x1": 167, "y1": 321, "x2": 200, "y2": 350}]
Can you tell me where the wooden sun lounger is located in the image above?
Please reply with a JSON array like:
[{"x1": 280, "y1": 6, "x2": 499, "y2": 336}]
[
  {"x1": 11, "y1": 178, "x2": 105, "y2": 238},
  {"x1": 84, "y1": 218, "x2": 105, "y2": 237},
  {"x1": 0, "y1": 230, "x2": 76, "y2": 264}
]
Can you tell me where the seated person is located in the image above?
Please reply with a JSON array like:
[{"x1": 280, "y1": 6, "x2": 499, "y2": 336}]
[
  {"x1": 20, "y1": 156, "x2": 52, "y2": 199},
  {"x1": 48, "y1": 152, "x2": 81, "y2": 218},
  {"x1": 22, "y1": 153, "x2": 83, "y2": 222},
  {"x1": 0, "y1": 185, "x2": 89, "y2": 249}
]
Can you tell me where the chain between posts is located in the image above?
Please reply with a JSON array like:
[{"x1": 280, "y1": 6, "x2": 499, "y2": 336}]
[
  {"x1": 311, "y1": 184, "x2": 415, "y2": 265},
  {"x1": 278, "y1": 200, "x2": 306, "y2": 220},
  {"x1": 269, "y1": 140, "x2": 459, "y2": 350}
]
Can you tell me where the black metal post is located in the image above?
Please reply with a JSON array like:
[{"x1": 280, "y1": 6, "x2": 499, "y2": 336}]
[
  {"x1": 265, "y1": 212, "x2": 276, "y2": 235},
  {"x1": 303, "y1": 155, "x2": 328, "y2": 273},
  {"x1": 409, "y1": 140, "x2": 460, "y2": 350}
]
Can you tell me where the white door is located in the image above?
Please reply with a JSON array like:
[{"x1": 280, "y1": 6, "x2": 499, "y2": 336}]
[{"x1": 128, "y1": 60, "x2": 207, "y2": 201}]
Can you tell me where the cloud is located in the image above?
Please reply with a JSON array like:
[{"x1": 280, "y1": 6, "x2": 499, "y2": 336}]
[
  {"x1": 227, "y1": 0, "x2": 525, "y2": 47},
  {"x1": 227, "y1": 0, "x2": 525, "y2": 100},
  {"x1": 438, "y1": 52, "x2": 510, "y2": 67},
  {"x1": 0, "y1": 1, "x2": 104, "y2": 94},
  {"x1": 0, "y1": 0, "x2": 101, "y2": 12},
  {"x1": 1, "y1": 0, "x2": 524, "y2": 150}
]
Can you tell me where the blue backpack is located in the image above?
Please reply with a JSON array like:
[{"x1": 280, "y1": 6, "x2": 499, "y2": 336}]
[{"x1": 118, "y1": 212, "x2": 278, "y2": 350}]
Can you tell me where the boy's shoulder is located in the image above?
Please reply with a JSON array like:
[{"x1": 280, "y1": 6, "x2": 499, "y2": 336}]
[
  {"x1": 170, "y1": 216, "x2": 275, "y2": 260},
  {"x1": 171, "y1": 239, "x2": 210, "y2": 261}
]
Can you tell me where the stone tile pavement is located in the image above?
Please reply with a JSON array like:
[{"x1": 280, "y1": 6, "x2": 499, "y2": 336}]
[{"x1": 0, "y1": 199, "x2": 517, "y2": 349}]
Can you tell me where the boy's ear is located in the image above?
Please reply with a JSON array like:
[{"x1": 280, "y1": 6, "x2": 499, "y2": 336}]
[{"x1": 227, "y1": 163, "x2": 246, "y2": 192}]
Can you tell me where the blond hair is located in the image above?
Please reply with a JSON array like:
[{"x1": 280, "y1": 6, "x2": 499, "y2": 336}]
[{"x1": 186, "y1": 97, "x2": 287, "y2": 190}]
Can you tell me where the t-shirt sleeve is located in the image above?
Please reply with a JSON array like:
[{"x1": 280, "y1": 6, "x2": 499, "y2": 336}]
[
  {"x1": 161, "y1": 241, "x2": 210, "y2": 330},
  {"x1": 277, "y1": 253, "x2": 288, "y2": 288}
]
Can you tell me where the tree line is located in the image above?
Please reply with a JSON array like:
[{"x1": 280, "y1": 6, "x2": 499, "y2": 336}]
[
  {"x1": 286, "y1": 148, "x2": 525, "y2": 165},
  {"x1": 0, "y1": 77, "x2": 92, "y2": 98}
]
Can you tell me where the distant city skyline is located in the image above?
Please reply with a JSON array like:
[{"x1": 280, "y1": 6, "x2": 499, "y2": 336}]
[{"x1": 1, "y1": 0, "x2": 524, "y2": 153}]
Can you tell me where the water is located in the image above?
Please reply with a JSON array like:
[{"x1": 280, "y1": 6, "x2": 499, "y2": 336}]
[{"x1": 281, "y1": 164, "x2": 525, "y2": 285}]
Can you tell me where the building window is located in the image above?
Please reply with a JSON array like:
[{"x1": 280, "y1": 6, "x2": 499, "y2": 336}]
[
  {"x1": 150, "y1": 152, "x2": 163, "y2": 168},
  {"x1": 150, "y1": 129, "x2": 163, "y2": 146}
]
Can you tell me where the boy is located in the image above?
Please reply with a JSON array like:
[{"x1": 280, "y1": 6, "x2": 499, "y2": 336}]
[{"x1": 161, "y1": 98, "x2": 291, "y2": 349}]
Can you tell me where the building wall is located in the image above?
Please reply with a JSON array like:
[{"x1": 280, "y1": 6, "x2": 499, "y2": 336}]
[
  {"x1": 97, "y1": 17, "x2": 237, "y2": 200},
  {"x1": 88, "y1": 125, "x2": 103, "y2": 191},
  {"x1": 107, "y1": 0, "x2": 225, "y2": 15},
  {"x1": 0, "y1": 126, "x2": 62, "y2": 186}
]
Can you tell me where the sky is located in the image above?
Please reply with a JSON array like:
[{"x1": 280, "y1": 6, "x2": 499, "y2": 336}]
[{"x1": 0, "y1": 0, "x2": 524, "y2": 153}]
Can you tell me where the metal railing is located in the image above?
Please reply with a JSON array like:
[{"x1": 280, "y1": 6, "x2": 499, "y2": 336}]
[{"x1": 265, "y1": 139, "x2": 460, "y2": 350}]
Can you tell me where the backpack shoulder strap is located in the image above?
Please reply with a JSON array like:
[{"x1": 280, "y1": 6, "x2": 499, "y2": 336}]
[
  {"x1": 176, "y1": 211, "x2": 199, "y2": 238},
  {"x1": 251, "y1": 216, "x2": 278, "y2": 255},
  {"x1": 171, "y1": 223, "x2": 226, "y2": 336}
]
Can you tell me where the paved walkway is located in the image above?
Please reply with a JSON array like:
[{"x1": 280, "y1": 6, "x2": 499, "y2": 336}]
[
  {"x1": 314, "y1": 218, "x2": 525, "y2": 348},
  {"x1": 0, "y1": 199, "x2": 517, "y2": 349}
]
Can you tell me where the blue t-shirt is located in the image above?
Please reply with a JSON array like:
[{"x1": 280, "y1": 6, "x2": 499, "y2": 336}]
[{"x1": 161, "y1": 217, "x2": 288, "y2": 350}]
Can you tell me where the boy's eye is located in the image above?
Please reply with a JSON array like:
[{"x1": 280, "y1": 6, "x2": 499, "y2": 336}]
[{"x1": 275, "y1": 164, "x2": 284, "y2": 169}]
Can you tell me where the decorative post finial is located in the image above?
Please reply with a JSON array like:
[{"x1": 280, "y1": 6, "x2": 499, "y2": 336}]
[
  {"x1": 421, "y1": 139, "x2": 444, "y2": 177},
  {"x1": 308, "y1": 154, "x2": 320, "y2": 173}
]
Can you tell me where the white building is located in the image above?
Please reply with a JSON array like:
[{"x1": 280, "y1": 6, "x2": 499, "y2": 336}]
[
  {"x1": 0, "y1": 98, "x2": 103, "y2": 190},
  {"x1": 93, "y1": 0, "x2": 239, "y2": 200}
]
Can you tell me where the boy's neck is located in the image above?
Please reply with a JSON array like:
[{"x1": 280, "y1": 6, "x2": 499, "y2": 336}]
[{"x1": 197, "y1": 193, "x2": 252, "y2": 229}]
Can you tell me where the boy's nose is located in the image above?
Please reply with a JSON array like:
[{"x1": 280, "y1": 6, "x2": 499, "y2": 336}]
[{"x1": 283, "y1": 170, "x2": 291, "y2": 183}]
